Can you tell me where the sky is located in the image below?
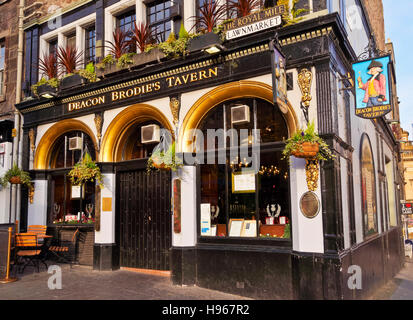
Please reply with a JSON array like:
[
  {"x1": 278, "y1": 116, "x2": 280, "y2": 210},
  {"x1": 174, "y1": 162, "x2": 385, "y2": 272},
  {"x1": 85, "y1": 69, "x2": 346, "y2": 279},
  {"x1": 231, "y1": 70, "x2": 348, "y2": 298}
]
[{"x1": 382, "y1": 0, "x2": 413, "y2": 137}]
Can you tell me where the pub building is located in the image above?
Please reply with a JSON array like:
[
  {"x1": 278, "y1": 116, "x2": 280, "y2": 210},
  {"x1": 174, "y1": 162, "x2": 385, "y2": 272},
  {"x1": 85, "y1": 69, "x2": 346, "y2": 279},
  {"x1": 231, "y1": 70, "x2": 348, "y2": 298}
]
[{"x1": 16, "y1": 0, "x2": 404, "y2": 299}]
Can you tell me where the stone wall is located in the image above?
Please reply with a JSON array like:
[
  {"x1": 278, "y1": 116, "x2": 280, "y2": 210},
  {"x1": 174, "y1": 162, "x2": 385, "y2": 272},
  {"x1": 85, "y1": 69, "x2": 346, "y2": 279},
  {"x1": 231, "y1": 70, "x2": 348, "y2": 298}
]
[
  {"x1": 0, "y1": 0, "x2": 19, "y2": 121},
  {"x1": 362, "y1": 0, "x2": 386, "y2": 51}
]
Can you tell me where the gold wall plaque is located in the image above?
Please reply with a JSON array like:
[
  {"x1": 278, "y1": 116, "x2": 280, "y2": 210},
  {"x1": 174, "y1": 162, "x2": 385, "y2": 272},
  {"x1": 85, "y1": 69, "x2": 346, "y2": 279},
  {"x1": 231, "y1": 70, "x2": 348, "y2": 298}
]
[
  {"x1": 300, "y1": 191, "x2": 320, "y2": 219},
  {"x1": 102, "y1": 197, "x2": 112, "y2": 212}
]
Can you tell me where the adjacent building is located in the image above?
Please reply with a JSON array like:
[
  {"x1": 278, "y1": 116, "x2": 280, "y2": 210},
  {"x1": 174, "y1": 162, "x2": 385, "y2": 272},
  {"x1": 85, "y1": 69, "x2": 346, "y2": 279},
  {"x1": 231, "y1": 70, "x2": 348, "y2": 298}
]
[
  {"x1": 13, "y1": 0, "x2": 405, "y2": 299},
  {"x1": 0, "y1": 0, "x2": 20, "y2": 224}
]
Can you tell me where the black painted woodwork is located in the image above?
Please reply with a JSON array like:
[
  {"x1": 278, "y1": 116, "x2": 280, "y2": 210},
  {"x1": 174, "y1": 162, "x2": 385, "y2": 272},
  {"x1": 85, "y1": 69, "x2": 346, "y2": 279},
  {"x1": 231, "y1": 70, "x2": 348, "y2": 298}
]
[{"x1": 116, "y1": 164, "x2": 172, "y2": 270}]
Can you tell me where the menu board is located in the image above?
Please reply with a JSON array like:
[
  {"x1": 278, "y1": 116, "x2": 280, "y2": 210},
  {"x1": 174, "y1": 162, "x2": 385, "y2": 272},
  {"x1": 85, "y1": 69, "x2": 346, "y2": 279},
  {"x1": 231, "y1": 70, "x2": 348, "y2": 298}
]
[
  {"x1": 232, "y1": 171, "x2": 256, "y2": 193},
  {"x1": 200, "y1": 203, "x2": 211, "y2": 236}
]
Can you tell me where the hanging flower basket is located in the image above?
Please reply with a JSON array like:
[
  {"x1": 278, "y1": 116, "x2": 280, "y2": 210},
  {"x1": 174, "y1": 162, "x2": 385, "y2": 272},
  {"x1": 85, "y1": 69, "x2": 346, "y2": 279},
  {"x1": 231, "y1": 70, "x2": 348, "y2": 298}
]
[
  {"x1": 291, "y1": 142, "x2": 320, "y2": 159},
  {"x1": 282, "y1": 121, "x2": 335, "y2": 192},
  {"x1": 68, "y1": 152, "x2": 104, "y2": 188},
  {"x1": 147, "y1": 141, "x2": 183, "y2": 173},
  {"x1": 9, "y1": 176, "x2": 22, "y2": 184},
  {"x1": 0, "y1": 163, "x2": 32, "y2": 189}
]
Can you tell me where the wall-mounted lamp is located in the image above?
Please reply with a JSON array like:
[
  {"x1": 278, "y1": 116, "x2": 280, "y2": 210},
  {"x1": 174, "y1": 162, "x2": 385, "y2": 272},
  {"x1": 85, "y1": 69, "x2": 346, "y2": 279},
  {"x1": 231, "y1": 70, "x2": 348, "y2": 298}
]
[{"x1": 188, "y1": 32, "x2": 226, "y2": 55}]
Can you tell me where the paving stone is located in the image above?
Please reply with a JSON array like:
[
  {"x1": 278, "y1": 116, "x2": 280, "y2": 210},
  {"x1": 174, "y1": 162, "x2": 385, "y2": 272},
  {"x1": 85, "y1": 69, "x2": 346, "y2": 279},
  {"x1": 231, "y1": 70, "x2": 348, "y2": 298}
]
[{"x1": 0, "y1": 261, "x2": 249, "y2": 300}]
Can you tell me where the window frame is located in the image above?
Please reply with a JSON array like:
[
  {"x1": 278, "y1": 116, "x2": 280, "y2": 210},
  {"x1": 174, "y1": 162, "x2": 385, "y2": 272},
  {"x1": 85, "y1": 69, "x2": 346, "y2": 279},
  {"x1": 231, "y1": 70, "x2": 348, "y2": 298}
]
[
  {"x1": 195, "y1": 98, "x2": 292, "y2": 246},
  {"x1": 146, "y1": 0, "x2": 172, "y2": 43},
  {"x1": 84, "y1": 24, "x2": 96, "y2": 66},
  {"x1": 359, "y1": 133, "x2": 379, "y2": 238},
  {"x1": 0, "y1": 39, "x2": 5, "y2": 98}
]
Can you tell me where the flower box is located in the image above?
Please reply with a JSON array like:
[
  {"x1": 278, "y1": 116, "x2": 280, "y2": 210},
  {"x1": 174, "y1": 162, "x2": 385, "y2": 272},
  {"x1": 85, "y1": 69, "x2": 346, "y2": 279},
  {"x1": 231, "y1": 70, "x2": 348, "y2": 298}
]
[
  {"x1": 36, "y1": 83, "x2": 58, "y2": 97},
  {"x1": 188, "y1": 32, "x2": 222, "y2": 53},
  {"x1": 60, "y1": 73, "x2": 87, "y2": 90},
  {"x1": 130, "y1": 48, "x2": 166, "y2": 69},
  {"x1": 291, "y1": 142, "x2": 319, "y2": 159}
]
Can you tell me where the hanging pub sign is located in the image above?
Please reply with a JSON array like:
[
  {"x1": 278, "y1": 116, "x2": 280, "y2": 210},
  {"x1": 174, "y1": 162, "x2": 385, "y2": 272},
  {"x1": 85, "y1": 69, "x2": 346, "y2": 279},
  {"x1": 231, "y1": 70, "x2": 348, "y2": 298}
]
[
  {"x1": 271, "y1": 40, "x2": 288, "y2": 114},
  {"x1": 352, "y1": 55, "x2": 393, "y2": 119}
]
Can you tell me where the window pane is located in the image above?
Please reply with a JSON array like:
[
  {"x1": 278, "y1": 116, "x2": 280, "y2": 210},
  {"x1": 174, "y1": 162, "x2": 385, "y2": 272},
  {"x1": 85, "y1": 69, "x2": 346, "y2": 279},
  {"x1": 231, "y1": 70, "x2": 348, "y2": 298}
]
[
  {"x1": 361, "y1": 136, "x2": 378, "y2": 236},
  {"x1": 258, "y1": 150, "x2": 290, "y2": 238},
  {"x1": 0, "y1": 44, "x2": 4, "y2": 70},
  {"x1": 313, "y1": 0, "x2": 327, "y2": 12}
]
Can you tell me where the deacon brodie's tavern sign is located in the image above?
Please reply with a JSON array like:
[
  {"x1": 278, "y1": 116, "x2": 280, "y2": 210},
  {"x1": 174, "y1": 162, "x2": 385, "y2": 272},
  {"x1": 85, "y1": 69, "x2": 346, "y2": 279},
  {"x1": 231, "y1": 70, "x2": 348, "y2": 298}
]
[
  {"x1": 67, "y1": 66, "x2": 219, "y2": 112},
  {"x1": 223, "y1": 5, "x2": 285, "y2": 40}
]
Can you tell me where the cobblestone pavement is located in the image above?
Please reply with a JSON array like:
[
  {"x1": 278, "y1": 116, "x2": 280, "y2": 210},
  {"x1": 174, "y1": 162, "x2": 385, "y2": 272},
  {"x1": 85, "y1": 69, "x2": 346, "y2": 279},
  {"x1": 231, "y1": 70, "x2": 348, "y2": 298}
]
[
  {"x1": 369, "y1": 257, "x2": 413, "y2": 300},
  {"x1": 0, "y1": 262, "x2": 250, "y2": 300}
]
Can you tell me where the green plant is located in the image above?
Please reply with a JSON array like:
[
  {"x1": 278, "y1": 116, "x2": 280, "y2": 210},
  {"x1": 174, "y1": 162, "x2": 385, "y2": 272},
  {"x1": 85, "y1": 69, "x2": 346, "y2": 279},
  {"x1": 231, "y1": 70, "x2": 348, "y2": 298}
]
[
  {"x1": 31, "y1": 77, "x2": 59, "y2": 96},
  {"x1": 68, "y1": 152, "x2": 104, "y2": 188},
  {"x1": 278, "y1": 0, "x2": 309, "y2": 26},
  {"x1": 78, "y1": 62, "x2": 97, "y2": 82},
  {"x1": 96, "y1": 54, "x2": 115, "y2": 70},
  {"x1": 282, "y1": 223, "x2": 290, "y2": 239},
  {"x1": 147, "y1": 141, "x2": 183, "y2": 173},
  {"x1": 156, "y1": 32, "x2": 192, "y2": 58},
  {"x1": 116, "y1": 52, "x2": 136, "y2": 68},
  {"x1": 0, "y1": 163, "x2": 32, "y2": 189},
  {"x1": 282, "y1": 121, "x2": 335, "y2": 162}
]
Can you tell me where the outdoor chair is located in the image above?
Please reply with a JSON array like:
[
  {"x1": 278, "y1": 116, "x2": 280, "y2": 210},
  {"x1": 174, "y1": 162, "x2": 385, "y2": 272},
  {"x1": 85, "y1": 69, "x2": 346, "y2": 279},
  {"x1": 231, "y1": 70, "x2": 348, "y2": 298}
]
[
  {"x1": 14, "y1": 233, "x2": 47, "y2": 273},
  {"x1": 49, "y1": 228, "x2": 79, "y2": 267},
  {"x1": 27, "y1": 225, "x2": 47, "y2": 237}
]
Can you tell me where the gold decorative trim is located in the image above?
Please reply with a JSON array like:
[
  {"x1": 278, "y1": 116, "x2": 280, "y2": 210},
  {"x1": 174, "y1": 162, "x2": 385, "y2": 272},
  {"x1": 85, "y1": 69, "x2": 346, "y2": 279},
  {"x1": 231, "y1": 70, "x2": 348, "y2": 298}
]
[
  {"x1": 297, "y1": 68, "x2": 313, "y2": 108},
  {"x1": 34, "y1": 119, "x2": 98, "y2": 170},
  {"x1": 100, "y1": 104, "x2": 173, "y2": 163},
  {"x1": 170, "y1": 97, "x2": 180, "y2": 127},
  {"x1": 28, "y1": 128, "x2": 36, "y2": 153},
  {"x1": 178, "y1": 80, "x2": 298, "y2": 153}
]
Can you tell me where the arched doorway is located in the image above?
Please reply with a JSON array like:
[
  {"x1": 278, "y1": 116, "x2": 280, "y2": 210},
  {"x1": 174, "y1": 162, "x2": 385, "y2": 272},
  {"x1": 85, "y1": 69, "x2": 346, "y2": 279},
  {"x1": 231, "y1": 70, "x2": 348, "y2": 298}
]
[
  {"x1": 34, "y1": 119, "x2": 98, "y2": 225},
  {"x1": 102, "y1": 104, "x2": 173, "y2": 271}
]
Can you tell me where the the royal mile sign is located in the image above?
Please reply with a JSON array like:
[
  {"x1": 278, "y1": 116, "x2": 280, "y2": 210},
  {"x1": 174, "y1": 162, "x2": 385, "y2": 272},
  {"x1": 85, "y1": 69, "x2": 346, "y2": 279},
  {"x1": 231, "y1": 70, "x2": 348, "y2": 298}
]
[{"x1": 223, "y1": 5, "x2": 285, "y2": 40}]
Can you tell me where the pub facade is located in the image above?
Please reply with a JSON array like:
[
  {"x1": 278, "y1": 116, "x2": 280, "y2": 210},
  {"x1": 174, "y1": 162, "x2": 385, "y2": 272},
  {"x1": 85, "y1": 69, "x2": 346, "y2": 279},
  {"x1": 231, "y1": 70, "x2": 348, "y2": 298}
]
[{"x1": 16, "y1": 0, "x2": 404, "y2": 299}]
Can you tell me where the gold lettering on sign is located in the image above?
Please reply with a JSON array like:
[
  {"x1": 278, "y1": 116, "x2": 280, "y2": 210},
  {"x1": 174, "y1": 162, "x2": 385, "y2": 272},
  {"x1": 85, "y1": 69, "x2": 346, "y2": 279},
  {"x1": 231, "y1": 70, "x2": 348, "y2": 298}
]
[
  {"x1": 166, "y1": 67, "x2": 218, "y2": 88},
  {"x1": 68, "y1": 96, "x2": 105, "y2": 111}
]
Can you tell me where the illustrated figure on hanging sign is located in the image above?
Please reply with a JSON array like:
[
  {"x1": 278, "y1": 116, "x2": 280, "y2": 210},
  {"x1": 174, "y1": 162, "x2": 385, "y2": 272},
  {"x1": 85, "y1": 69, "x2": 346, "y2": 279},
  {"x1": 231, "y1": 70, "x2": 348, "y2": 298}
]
[
  {"x1": 352, "y1": 55, "x2": 392, "y2": 119},
  {"x1": 276, "y1": 57, "x2": 287, "y2": 102},
  {"x1": 272, "y1": 42, "x2": 288, "y2": 114},
  {"x1": 357, "y1": 60, "x2": 387, "y2": 107}
]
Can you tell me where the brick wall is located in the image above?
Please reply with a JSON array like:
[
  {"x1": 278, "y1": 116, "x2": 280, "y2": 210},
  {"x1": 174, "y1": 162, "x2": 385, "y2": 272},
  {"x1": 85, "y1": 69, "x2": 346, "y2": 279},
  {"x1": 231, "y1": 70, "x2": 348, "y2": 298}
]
[
  {"x1": 0, "y1": 0, "x2": 19, "y2": 121},
  {"x1": 362, "y1": 0, "x2": 386, "y2": 51}
]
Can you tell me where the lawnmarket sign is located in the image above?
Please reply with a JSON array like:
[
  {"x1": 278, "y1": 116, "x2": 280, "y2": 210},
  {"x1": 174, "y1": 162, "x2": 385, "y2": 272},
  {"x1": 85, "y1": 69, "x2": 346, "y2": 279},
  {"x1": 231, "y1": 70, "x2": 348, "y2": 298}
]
[{"x1": 224, "y1": 5, "x2": 285, "y2": 40}]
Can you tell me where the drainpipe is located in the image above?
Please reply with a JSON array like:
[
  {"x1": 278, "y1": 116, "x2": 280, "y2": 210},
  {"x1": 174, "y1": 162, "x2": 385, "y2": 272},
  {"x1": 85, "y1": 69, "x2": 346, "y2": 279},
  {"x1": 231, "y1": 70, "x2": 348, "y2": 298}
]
[{"x1": 11, "y1": 0, "x2": 25, "y2": 224}]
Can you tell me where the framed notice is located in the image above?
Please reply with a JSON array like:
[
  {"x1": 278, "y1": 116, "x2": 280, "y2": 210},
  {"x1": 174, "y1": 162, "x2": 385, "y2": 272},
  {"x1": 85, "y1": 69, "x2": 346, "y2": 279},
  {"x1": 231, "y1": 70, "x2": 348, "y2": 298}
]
[
  {"x1": 241, "y1": 220, "x2": 257, "y2": 237},
  {"x1": 232, "y1": 171, "x2": 256, "y2": 193},
  {"x1": 200, "y1": 203, "x2": 211, "y2": 236},
  {"x1": 229, "y1": 219, "x2": 244, "y2": 237},
  {"x1": 71, "y1": 185, "x2": 84, "y2": 199},
  {"x1": 352, "y1": 55, "x2": 393, "y2": 119},
  {"x1": 210, "y1": 225, "x2": 217, "y2": 236}
]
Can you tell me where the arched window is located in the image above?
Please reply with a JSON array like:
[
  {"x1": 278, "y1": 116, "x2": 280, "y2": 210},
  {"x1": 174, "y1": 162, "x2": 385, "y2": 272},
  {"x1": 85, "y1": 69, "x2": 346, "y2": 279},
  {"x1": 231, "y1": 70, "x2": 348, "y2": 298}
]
[
  {"x1": 198, "y1": 98, "x2": 290, "y2": 239},
  {"x1": 117, "y1": 120, "x2": 163, "y2": 161},
  {"x1": 360, "y1": 134, "x2": 378, "y2": 236},
  {"x1": 48, "y1": 131, "x2": 97, "y2": 225}
]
